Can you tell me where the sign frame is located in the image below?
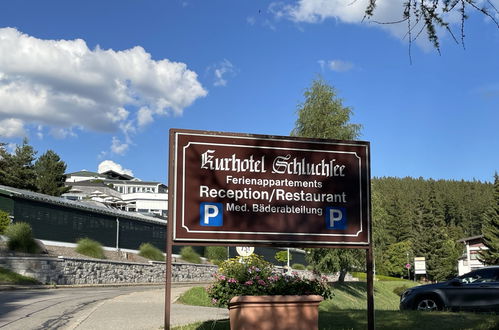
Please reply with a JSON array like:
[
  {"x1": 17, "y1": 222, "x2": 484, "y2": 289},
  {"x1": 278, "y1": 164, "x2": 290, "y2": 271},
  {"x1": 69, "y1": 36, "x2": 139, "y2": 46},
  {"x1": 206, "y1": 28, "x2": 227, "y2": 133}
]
[{"x1": 169, "y1": 129, "x2": 371, "y2": 247}]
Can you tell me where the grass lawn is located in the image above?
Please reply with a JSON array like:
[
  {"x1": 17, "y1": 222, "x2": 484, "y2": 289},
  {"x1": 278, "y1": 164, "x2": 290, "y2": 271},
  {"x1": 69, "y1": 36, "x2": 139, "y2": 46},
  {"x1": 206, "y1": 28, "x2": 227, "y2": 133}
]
[
  {"x1": 0, "y1": 266, "x2": 40, "y2": 285},
  {"x1": 174, "y1": 280, "x2": 499, "y2": 330}
]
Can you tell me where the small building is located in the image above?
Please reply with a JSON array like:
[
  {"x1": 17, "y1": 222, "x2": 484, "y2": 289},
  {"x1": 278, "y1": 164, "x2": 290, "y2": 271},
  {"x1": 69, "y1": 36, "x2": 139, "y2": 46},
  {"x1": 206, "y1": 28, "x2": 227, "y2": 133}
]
[
  {"x1": 457, "y1": 235, "x2": 488, "y2": 275},
  {"x1": 0, "y1": 184, "x2": 166, "y2": 251}
]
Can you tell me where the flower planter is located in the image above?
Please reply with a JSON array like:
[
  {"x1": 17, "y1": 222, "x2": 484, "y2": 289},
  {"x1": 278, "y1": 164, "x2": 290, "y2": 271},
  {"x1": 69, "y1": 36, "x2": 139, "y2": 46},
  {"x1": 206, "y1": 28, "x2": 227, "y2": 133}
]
[{"x1": 228, "y1": 295, "x2": 323, "y2": 330}]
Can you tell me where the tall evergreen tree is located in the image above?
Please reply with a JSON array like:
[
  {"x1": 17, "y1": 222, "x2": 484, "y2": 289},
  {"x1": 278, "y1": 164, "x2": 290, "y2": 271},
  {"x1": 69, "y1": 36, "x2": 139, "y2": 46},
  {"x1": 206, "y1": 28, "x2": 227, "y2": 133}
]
[
  {"x1": 292, "y1": 78, "x2": 363, "y2": 281},
  {"x1": 0, "y1": 138, "x2": 37, "y2": 191},
  {"x1": 412, "y1": 184, "x2": 458, "y2": 281},
  {"x1": 479, "y1": 174, "x2": 499, "y2": 265},
  {"x1": 34, "y1": 150, "x2": 70, "y2": 196}
]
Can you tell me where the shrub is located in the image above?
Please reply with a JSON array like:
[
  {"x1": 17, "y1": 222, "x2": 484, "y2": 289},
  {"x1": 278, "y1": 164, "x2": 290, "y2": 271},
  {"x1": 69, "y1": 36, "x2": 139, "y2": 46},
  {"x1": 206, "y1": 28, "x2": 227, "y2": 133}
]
[
  {"x1": 207, "y1": 255, "x2": 333, "y2": 307},
  {"x1": 5, "y1": 222, "x2": 39, "y2": 253},
  {"x1": 275, "y1": 250, "x2": 292, "y2": 264},
  {"x1": 139, "y1": 243, "x2": 165, "y2": 261},
  {"x1": 306, "y1": 265, "x2": 314, "y2": 271},
  {"x1": 204, "y1": 246, "x2": 227, "y2": 263},
  {"x1": 292, "y1": 263, "x2": 306, "y2": 270},
  {"x1": 75, "y1": 238, "x2": 105, "y2": 259},
  {"x1": 180, "y1": 246, "x2": 202, "y2": 264},
  {"x1": 393, "y1": 285, "x2": 412, "y2": 297},
  {"x1": 0, "y1": 210, "x2": 10, "y2": 234}
]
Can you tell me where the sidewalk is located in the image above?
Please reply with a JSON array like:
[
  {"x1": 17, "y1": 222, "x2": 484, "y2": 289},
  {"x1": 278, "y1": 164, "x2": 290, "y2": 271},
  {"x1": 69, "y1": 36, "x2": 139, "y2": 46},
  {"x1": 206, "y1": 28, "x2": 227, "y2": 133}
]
[{"x1": 67, "y1": 285, "x2": 229, "y2": 330}]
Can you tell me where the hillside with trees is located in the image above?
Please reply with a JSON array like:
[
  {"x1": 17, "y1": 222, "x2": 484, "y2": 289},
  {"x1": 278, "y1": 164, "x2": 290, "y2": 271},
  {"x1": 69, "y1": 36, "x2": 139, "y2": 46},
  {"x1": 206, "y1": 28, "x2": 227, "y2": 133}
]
[{"x1": 372, "y1": 176, "x2": 494, "y2": 281}]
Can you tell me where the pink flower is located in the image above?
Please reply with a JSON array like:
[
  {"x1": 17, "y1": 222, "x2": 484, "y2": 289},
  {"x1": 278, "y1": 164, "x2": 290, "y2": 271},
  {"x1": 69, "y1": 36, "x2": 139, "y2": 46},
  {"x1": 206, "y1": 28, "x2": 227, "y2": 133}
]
[
  {"x1": 244, "y1": 280, "x2": 254, "y2": 285},
  {"x1": 211, "y1": 298, "x2": 218, "y2": 304},
  {"x1": 258, "y1": 279, "x2": 266, "y2": 286},
  {"x1": 228, "y1": 278, "x2": 238, "y2": 283}
]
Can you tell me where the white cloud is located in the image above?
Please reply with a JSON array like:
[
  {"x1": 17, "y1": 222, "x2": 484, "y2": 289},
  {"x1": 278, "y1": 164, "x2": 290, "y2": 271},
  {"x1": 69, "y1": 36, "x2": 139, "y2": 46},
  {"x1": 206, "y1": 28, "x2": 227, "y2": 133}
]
[
  {"x1": 137, "y1": 107, "x2": 154, "y2": 127},
  {"x1": 209, "y1": 59, "x2": 237, "y2": 87},
  {"x1": 110, "y1": 136, "x2": 129, "y2": 155},
  {"x1": 270, "y1": 0, "x2": 486, "y2": 46},
  {"x1": 318, "y1": 59, "x2": 354, "y2": 72},
  {"x1": 98, "y1": 160, "x2": 134, "y2": 177},
  {"x1": 0, "y1": 118, "x2": 26, "y2": 137},
  {"x1": 328, "y1": 60, "x2": 354, "y2": 72},
  {"x1": 0, "y1": 27, "x2": 207, "y2": 151}
]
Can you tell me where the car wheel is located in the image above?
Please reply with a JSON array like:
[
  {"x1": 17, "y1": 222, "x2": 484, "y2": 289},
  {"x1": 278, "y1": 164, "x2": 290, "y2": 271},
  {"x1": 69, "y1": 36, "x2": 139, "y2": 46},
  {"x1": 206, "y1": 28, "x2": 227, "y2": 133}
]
[{"x1": 415, "y1": 297, "x2": 441, "y2": 311}]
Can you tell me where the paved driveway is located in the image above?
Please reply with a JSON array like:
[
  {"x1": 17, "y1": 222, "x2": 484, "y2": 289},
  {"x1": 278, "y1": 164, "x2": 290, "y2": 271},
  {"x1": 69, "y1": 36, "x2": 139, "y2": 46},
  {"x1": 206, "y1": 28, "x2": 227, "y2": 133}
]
[{"x1": 0, "y1": 285, "x2": 228, "y2": 329}]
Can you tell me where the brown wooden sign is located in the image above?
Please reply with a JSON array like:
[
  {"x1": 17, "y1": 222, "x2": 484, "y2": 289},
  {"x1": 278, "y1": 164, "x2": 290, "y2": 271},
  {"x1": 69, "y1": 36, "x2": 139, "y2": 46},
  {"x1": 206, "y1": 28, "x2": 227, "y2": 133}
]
[{"x1": 169, "y1": 129, "x2": 371, "y2": 246}]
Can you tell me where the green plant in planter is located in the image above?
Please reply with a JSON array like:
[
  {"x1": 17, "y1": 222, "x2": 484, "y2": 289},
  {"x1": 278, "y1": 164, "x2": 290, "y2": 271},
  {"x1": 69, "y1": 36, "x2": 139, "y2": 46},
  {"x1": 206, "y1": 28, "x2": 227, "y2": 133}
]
[{"x1": 206, "y1": 254, "x2": 332, "y2": 307}]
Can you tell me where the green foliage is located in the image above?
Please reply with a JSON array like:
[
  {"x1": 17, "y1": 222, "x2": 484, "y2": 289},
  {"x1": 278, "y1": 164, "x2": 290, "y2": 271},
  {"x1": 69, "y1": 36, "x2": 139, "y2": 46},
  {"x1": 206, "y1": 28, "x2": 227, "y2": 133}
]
[
  {"x1": 75, "y1": 238, "x2": 105, "y2": 259},
  {"x1": 393, "y1": 285, "x2": 412, "y2": 297},
  {"x1": 0, "y1": 210, "x2": 11, "y2": 234},
  {"x1": 4, "y1": 222, "x2": 40, "y2": 253},
  {"x1": 0, "y1": 266, "x2": 40, "y2": 285},
  {"x1": 351, "y1": 272, "x2": 411, "y2": 282},
  {"x1": 291, "y1": 78, "x2": 361, "y2": 141},
  {"x1": 274, "y1": 250, "x2": 291, "y2": 264},
  {"x1": 204, "y1": 246, "x2": 227, "y2": 263},
  {"x1": 34, "y1": 150, "x2": 69, "y2": 196},
  {"x1": 206, "y1": 255, "x2": 332, "y2": 307},
  {"x1": 176, "y1": 310, "x2": 499, "y2": 330},
  {"x1": 180, "y1": 246, "x2": 202, "y2": 264},
  {"x1": 292, "y1": 78, "x2": 363, "y2": 282},
  {"x1": 306, "y1": 248, "x2": 364, "y2": 282},
  {"x1": 177, "y1": 286, "x2": 214, "y2": 307},
  {"x1": 480, "y1": 173, "x2": 499, "y2": 265},
  {"x1": 138, "y1": 243, "x2": 164, "y2": 261},
  {"x1": 364, "y1": 0, "x2": 499, "y2": 53},
  {"x1": 291, "y1": 263, "x2": 306, "y2": 270},
  {"x1": 371, "y1": 176, "x2": 493, "y2": 280},
  {"x1": 0, "y1": 138, "x2": 37, "y2": 191},
  {"x1": 382, "y1": 240, "x2": 412, "y2": 278}
]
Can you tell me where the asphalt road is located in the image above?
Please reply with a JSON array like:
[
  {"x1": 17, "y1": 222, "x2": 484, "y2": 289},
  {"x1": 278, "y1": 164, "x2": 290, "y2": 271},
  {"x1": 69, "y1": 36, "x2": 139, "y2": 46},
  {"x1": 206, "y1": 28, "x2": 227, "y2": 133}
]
[{"x1": 0, "y1": 285, "x2": 228, "y2": 330}]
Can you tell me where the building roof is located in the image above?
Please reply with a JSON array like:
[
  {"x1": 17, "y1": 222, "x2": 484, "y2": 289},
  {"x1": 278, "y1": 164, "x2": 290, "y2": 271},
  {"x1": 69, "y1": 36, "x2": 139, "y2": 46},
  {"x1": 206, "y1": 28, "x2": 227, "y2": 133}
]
[
  {"x1": 0, "y1": 184, "x2": 166, "y2": 225},
  {"x1": 100, "y1": 170, "x2": 134, "y2": 181},
  {"x1": 65, "y1": 170, "x2": 103, "y2": 177},
  {"x1": 457, "y1": 235, "x2": 484, "y2": 243}
]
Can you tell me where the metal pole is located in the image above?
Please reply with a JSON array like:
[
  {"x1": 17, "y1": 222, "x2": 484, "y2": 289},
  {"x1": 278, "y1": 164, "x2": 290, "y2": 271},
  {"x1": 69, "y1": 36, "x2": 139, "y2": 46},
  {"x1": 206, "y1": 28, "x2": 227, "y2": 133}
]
[
  {"x1": 287, "y1": 248, "x2": 290, "y2": 271},
  {"x1": 164, "y1": 235, "x2": 173, "y2": 330},
  {"x1": 367, "y1": 246, "x2": 375, "y2": 330},
  {"x1": 115, "y1": 218, "x2": 120, "y2": 251}
]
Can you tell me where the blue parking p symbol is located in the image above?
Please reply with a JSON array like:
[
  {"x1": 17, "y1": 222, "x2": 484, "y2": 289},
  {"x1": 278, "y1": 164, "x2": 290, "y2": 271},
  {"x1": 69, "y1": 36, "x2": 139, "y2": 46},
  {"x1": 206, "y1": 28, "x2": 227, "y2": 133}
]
[
  {"x1": 200, "y1": 202, "x2": 223, "y2": 226},
  {"x1": 326, "y1": 207, "x2": 347, "y2": 230}
]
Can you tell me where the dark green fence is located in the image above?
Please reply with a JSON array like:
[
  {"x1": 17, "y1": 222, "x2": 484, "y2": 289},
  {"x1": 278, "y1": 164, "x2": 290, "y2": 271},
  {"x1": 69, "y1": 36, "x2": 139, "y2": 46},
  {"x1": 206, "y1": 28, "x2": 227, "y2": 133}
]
[{"x1": 8, "y1": 197, "x2": 166, "y2": 251}]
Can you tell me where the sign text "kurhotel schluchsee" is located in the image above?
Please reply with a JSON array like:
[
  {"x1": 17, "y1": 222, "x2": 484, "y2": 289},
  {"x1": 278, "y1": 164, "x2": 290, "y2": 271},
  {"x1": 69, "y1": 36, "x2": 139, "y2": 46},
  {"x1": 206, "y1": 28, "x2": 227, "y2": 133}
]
[
  {"x1": 200, "y1": 150, "x2": 348, "y2": 206},
  {"x1": 170, "y1": 129, "x2": 370, "y2": 245}
]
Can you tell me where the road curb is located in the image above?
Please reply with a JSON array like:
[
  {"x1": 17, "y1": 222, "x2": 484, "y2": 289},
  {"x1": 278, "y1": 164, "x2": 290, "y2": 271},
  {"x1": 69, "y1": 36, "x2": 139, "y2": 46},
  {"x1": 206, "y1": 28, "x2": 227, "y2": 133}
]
[{"x1": 0, "y1": 281, "x2": 211, "y2": 291}]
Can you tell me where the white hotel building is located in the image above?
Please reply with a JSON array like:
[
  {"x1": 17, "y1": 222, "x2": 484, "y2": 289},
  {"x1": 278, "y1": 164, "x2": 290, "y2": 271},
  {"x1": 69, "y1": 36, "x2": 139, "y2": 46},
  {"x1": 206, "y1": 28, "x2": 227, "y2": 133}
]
[{"x1": 62, "y1": 170, "x2": 167, "y2": 217}]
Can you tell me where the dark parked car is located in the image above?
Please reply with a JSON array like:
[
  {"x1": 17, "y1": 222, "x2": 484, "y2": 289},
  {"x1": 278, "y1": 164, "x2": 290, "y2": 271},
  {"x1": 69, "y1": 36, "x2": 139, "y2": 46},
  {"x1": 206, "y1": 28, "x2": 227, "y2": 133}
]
[{"x1": 400, "y1": 266, "x2": 499, "y2": 311}]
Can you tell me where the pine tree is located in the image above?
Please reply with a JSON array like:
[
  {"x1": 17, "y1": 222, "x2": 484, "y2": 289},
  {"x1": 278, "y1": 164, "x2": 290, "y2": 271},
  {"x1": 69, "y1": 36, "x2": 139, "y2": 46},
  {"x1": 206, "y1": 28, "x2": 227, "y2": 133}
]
[
  {"x1": 0, "y1": 138, "x2": 37, "y2": 190},
  {"x1": 412, "y1": 184, "x2": 459, "y2": 281},
  {"x1": 292, "y1": 78, "x2": 363, "y2": 281},
  {"x1": 479, "y1": 174, "x2": 499, "y2": 265},
  {"x1": 34, "y1": 150, "x2": 70, "y2": 196}
]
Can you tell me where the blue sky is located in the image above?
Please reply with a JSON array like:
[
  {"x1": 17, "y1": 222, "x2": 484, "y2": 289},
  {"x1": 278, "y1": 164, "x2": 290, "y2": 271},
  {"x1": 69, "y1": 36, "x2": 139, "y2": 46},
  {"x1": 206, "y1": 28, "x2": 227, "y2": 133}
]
[{"x1": 0, "y1": 0, "x2": 497, "y2": 184}]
